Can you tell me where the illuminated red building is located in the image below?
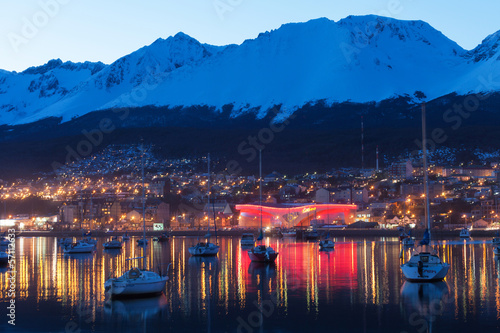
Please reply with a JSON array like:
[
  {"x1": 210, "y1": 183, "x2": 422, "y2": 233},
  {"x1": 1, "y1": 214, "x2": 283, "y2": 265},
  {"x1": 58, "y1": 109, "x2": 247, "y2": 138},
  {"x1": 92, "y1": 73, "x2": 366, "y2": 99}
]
[{"x1": 235, "y1": 203, "x2": 357, "y2": 228}]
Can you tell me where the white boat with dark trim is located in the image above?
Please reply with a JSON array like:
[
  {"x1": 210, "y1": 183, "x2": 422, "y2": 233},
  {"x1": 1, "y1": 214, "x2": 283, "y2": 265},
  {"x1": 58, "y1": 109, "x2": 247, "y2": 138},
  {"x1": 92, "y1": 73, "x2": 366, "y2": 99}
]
[
  {"x1": 105, "y1": 264, "x2": 170, "y2": 298},
  {"x1": 104, "y1": 236, "x2": 123, "y2": 250},
  {"x1": 401, "y1": 245, "x2": 450, "y2": 282},
  {"x1": 64, "y1": 240, "x2": 95, "y2": 254},
  {"x1": 189, "y1": 242, "x2": 220, "y2": 256},
  {"x1": 459, "y1": 228, "x2": 470, "y2": 239},
  {"x1": 240, "y1": 233, "x2": 255, "y2": 247},
  {"x1": 248, "y1": 245, "x2": 278, "y2": 263}
]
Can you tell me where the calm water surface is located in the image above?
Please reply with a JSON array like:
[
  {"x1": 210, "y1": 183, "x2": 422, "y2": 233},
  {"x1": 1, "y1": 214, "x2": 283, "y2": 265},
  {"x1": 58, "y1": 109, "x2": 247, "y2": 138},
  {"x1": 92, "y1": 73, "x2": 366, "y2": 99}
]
[{"x1": 1, "y1": 236, "x2": 499, "y2": 332}]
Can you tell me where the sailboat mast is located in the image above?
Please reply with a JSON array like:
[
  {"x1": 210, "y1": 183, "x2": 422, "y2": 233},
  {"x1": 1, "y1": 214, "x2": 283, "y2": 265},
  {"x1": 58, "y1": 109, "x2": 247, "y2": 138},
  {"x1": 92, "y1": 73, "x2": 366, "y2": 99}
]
[
  {"x1": 207, "y1": 153, "x2": 211, "y2": 236},
  {"x1": 141, "y1": 144, "x2": 146, "y2": 242},
  {"x1": 421, "y1": 103, "x2": 431, "y2": 239},
  {"x1": 259, "y1": 149, "x2": 262, "y2": 231}
]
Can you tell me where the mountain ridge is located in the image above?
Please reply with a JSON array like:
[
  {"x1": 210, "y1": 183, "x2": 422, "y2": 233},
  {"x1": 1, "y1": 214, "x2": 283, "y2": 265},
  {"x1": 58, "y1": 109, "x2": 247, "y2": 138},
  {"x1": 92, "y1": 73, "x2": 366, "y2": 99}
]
[{"x1": 1, "y1": 15, "x2": 500, "y2": 126}]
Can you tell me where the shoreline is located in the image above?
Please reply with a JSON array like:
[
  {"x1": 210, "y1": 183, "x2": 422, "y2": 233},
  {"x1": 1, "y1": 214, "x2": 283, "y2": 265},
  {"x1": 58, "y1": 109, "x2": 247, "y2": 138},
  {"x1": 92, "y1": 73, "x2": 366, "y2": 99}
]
[{"x1": 11, "y1": 228, "x2": 500, "y2": 239}]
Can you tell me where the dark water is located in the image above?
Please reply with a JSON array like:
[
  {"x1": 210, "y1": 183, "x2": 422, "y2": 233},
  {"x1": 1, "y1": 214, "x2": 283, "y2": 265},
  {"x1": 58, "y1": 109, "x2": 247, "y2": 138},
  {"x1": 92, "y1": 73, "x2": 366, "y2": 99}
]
[{"x1": 1, "y1": 236, "x2": 499, "y2": 332}]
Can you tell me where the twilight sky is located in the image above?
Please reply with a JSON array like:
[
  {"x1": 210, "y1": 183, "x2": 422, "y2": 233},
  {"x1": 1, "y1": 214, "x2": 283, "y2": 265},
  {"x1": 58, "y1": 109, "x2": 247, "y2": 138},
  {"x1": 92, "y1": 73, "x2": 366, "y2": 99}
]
[{"x1": 1, "y1": 0, "x2": 499, "y2": 71}]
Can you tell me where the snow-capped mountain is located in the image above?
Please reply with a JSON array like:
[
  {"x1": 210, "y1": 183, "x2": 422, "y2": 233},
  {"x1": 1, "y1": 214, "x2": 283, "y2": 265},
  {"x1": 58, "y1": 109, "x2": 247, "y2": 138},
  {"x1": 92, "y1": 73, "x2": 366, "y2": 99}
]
[
  {"x1": 0, "y1": 59, "x2": 105, "y2": 124},
  {"x1": 2, "y1": 15, "x2": 500, "y2": 126}
]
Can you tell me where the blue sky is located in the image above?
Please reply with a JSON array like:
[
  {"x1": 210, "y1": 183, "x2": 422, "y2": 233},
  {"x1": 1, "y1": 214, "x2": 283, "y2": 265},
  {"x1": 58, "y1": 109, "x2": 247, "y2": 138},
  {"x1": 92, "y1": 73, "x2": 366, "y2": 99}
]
[{"x1": 1, "y1": 0, "x2": 499, "y2": 71}]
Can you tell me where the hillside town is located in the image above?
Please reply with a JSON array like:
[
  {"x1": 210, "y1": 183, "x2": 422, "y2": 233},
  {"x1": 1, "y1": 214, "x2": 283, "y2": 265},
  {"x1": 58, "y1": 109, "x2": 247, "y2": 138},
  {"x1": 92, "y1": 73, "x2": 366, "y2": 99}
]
[{"x1": 1, "y1": 144, "x2": 500, "y2": 232}]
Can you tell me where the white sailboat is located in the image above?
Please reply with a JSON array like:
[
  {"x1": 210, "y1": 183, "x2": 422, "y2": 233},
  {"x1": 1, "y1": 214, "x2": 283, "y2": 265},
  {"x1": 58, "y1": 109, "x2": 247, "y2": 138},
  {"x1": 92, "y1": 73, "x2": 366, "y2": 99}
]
[
  {"x1": 189, "y1": 153, "x2": 220, "y2": 257},
  {"x1": 401, "y1": 104, "x2": 450, "y2": 282},
  {"x1": 247, "y1": 150, "x2": 278, "y2": 263},
  {"x1": 105, "y1": 143, "x2": 169, "y2": 298},
  {"x1": 64, "y1": 240, "x2": 95, "y2": 254}
]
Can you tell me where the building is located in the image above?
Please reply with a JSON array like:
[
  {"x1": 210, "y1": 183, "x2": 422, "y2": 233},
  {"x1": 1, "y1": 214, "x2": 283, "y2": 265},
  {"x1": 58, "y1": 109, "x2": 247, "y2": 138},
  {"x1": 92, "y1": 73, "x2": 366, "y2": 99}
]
[
  {"x1": 235, "y1": 203, "x2": 357, "y2": 228},
  {"x1": 388, "y1": 160, "x2": 413, "y2": 180}
]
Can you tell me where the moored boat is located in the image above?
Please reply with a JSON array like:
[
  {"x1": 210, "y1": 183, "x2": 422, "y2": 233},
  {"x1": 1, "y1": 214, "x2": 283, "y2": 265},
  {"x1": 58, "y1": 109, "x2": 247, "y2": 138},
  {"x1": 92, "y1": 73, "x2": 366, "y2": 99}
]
[
  {"x1": 240, "y1": 233, "x2": 255, "y2": 247},
  {"x1": 401, "y1": 246, "x2": 450, "y2": 282},
  {"x1": 64, "y1": 240, "x2": 95, "y2": 254},
  {"x1": 105, "y1": 265, "x2": 170, "y2": 298},
  {"x1": 459, "y1": 228, "x2": 470, "y2": 239},
  {"x1": 401, "y1": 104, "x2": 449, "y2": 282},
  {"x1": 248, "y1": 245, "x2": 278, "y2": 263},
  {"x1": 189, "y1": 242, "x2": 220, "y2": 256}
]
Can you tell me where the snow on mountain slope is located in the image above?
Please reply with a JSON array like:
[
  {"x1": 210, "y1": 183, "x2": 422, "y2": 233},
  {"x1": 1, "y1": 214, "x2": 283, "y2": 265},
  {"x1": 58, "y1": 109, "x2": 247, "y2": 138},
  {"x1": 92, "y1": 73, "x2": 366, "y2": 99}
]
[
  {"x1": 2, "y1": 15, "x2": 500, "y2": 125},
  {"x1": 18, "y1": 33, "x2": 224, "y2": 124},
  {"x1": 0, "y1": 59, "x2": 106, "y2": 124},
  {"x1": 99, "y1": 15, "x2": 473, "y2": 120}
]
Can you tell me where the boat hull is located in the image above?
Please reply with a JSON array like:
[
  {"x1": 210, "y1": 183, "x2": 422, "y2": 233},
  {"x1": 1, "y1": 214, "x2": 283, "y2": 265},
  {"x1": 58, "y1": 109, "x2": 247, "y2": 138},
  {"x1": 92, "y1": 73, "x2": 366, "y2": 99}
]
[
  {"x1": 401, "y1": 263, "x2": 450, "y2": 282},
  {"x1": 247, "y1": 251, "x2": 278, "y2": 263},
  {"x1": 105, "y1": 277, "x2": 168, "y2": 298}
]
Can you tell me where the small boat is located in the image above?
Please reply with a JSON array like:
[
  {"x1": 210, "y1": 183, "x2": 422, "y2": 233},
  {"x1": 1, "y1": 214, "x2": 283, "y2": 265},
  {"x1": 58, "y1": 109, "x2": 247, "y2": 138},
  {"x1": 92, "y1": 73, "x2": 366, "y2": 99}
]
[
  {"x1": 64, "y1": 240, "x2": 95, "y2": 254},
  {"x1": 122, "y1": 232, "x2": 130, "y2": 241},
  {"x1": 247, "y1": 150, "x2": 278, "y2": 264},
  {"x1": 282, "y1": 230, "x2": 296, "y2": 237},
  {"x1": 319, "y1": 239, "x2": 335, "y2": 250},
  {"x1": 494, "y1": 246, "x2": 500, "y2": 256},
  {"x1": 104, "y1": 236, "x2": 123, "y2": 250},
  {"x1": 188, "y1": 242, "x2": 220, "y2": 256},
  {"x1": 105, "y1": 264, "x2": 170, "y2": 298},
  {"x1": 399, "y1": 231, "x2": 409, "y2": 241},
  {"x1": 240, "y1": 233, "x2": 256, "y2": 247},
  {"x1": 459, "y1": 228, "x2": 470, "y2": 239},
  {"x1": 248, "y1": 245, "x2": 278, "y2": 263},
  {"x1": 0, "y1": 251, "x2": 8, "y2": 265}
]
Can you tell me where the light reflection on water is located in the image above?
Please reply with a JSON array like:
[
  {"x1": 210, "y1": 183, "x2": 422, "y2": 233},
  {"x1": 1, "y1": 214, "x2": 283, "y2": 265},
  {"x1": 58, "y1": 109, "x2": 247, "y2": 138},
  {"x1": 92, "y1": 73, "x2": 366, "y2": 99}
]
[{"x1": 0, "y1": 236, "x2": 499, "y2": 332}]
